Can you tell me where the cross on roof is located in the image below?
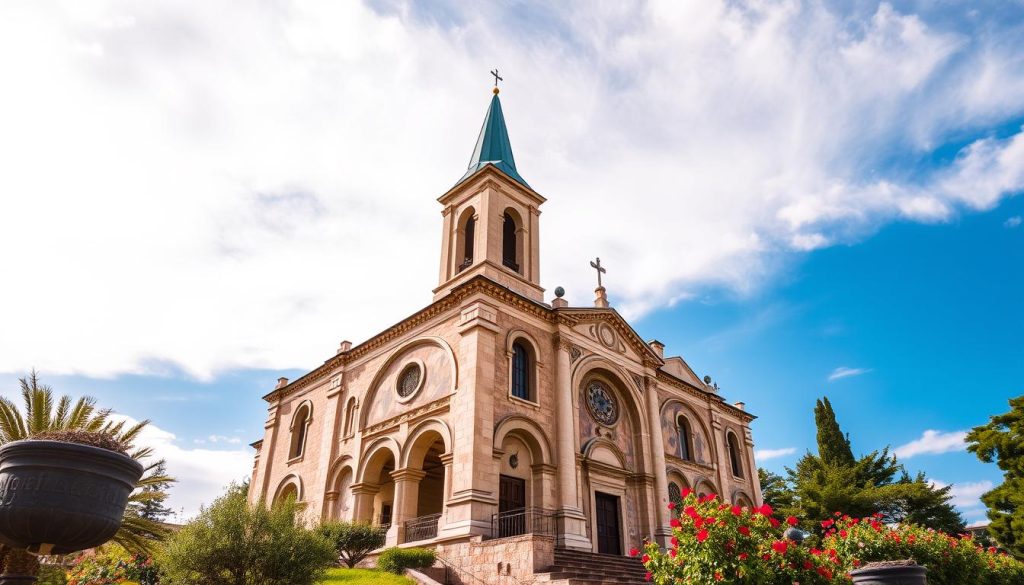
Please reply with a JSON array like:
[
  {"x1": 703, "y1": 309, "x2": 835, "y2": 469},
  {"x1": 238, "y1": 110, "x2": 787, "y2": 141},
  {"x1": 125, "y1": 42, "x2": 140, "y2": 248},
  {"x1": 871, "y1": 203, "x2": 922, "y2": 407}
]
[
  {"x1": 590, "y1": 257, "x2": 607, "y2": 289},
  {"x1": 490, "y1": 69, "x2": 503, "y2": 88}
]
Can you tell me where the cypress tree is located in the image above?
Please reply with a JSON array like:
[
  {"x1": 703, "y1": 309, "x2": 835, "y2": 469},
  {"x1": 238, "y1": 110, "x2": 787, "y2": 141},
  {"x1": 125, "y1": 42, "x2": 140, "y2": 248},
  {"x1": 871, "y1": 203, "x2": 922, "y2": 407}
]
[{"x1": 815, "y1": 397, "x2": 855, "y2": 467}]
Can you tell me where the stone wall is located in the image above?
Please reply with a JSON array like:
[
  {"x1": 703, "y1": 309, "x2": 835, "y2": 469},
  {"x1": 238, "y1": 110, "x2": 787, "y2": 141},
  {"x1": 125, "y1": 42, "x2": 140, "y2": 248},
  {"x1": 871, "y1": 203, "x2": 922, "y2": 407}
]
[{"x1": 434, "y1": 534, "x2": 555, "y2": 585}]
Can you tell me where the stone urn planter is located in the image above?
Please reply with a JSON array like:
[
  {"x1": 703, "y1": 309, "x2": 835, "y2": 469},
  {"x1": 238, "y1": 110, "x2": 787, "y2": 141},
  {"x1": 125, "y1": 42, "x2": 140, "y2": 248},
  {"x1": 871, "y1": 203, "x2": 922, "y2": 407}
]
[
  {"x1": 850, "y1": 560, "x2": 928, "y2": 585},
  {"x1": 0, "y1": 439, "x2": 143, "y2": 555}
]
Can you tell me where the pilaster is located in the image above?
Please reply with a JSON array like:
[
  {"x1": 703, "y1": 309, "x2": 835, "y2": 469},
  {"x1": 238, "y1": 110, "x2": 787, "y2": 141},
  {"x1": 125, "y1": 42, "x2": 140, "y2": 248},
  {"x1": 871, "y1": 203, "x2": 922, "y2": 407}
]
[
  {"x1": 553, "y1": 334, "x2": 591, "y2": 550},
  {"x1": 644, "y1": 376, "x2": 672, "y2": 544}
]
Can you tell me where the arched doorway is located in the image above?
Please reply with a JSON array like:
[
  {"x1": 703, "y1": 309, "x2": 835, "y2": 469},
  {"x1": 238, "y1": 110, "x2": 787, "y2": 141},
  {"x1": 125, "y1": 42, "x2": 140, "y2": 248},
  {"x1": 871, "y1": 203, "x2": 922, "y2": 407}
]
[
  {"x1": 354, "y1": 446, "x2": 397, "y2": 531},
  {"x1": 398, "y1": 426, "x2": 449, "y2": 543}
]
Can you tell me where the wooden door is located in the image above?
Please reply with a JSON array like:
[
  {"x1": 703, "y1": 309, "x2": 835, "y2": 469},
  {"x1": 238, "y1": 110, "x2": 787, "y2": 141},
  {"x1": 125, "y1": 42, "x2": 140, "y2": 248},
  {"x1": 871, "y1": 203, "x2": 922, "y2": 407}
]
[
  {"x1": 595, "y1": 492, "x2": 621, "y2": 555},
  {"x1": 498, "y1": 475, "x2": 526, "y2": 537}
]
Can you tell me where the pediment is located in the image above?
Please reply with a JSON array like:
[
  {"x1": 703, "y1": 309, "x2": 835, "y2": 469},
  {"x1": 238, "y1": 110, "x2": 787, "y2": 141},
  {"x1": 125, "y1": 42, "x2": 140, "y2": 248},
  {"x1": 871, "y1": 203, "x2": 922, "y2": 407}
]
[
  {"x1": 558, "y1": 309, "x2": 663, "y2": 367},
  {"x1": 661, "y1": 356, "x2": 704, "y2": 388}
]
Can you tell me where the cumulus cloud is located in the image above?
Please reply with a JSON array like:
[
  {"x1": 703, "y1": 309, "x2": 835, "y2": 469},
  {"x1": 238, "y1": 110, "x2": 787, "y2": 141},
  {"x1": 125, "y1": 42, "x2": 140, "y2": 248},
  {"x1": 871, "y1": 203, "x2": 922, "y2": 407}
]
[
  {"x1": 895, "y1": 430, "x2": 968, "y2": 459},
  {"x1": 755, "y1": 447, "x2": 797, "y2": 461},
  {"x1": 929, "y1": 479, "x2": 993, "y2": 511},
  {"x1": 113, "y1": 415, "x2": 253, "y2": 520},
  {"x1": 828, "y1": 367, "x2": 872, "y2": 382},
  {"x1": 1, "y1": 1, "x2": 1023, "y2": 378},
  {"x1": 1006, "y1": 216, "x2": 1022, "y2": 228}
]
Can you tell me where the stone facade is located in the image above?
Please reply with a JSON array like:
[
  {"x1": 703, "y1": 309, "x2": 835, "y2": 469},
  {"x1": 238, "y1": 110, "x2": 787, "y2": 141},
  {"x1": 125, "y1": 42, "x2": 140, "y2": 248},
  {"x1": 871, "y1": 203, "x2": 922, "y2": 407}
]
[{"x1": 247, "y1": 92, "x2": 763, "y2": 564}]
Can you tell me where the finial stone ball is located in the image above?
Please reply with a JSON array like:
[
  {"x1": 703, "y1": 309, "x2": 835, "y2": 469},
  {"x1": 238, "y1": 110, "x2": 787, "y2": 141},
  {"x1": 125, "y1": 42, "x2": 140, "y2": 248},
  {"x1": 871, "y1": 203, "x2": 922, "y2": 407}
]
[
  {"x1": 493, "y1": 87, "x2": 500, "y2": 95},
  {"x1": 554, "y1": 286, "x2": 565, "y2": 298}
]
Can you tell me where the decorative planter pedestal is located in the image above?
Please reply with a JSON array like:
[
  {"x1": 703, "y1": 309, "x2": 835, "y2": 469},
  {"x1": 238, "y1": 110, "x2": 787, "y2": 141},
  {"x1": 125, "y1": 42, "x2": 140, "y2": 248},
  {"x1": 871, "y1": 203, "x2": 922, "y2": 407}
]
[
  {"x1": 0, "y1": 440, "x2": 143, "y2": 584},
  {"x1": 850, "y1": 560, "x2": 928, "y2": 585}
]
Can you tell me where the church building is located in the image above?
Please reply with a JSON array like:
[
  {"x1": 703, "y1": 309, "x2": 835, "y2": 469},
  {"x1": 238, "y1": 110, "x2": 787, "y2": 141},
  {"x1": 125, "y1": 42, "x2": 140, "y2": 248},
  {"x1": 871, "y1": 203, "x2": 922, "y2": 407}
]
[{"x1": 248, "y1": 84, "x2": 762, "y2": 577}]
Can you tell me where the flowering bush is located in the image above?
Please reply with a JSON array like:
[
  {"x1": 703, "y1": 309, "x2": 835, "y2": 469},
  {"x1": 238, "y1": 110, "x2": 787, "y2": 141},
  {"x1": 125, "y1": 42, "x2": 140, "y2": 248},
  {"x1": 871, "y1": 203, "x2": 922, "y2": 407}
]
[
  {"x1": 820, "y1": 513, "x2": 1024, "y2": 585},
  {"x1": 66, "y1": 544, "x2": 159, "y2": 585},
  {"x1": 637, "y1": 490, "x2": 841, "y2": 584},
  {"x1": 638, "y1": 492, "x2": 1024, "y2": 585}
]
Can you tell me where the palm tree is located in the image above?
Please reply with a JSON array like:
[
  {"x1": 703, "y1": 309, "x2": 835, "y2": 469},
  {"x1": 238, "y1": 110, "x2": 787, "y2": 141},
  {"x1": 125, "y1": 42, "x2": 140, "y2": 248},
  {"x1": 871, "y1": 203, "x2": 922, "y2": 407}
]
[{"x1": 0, "y1": 371, "x2": 174, "y2": 574}]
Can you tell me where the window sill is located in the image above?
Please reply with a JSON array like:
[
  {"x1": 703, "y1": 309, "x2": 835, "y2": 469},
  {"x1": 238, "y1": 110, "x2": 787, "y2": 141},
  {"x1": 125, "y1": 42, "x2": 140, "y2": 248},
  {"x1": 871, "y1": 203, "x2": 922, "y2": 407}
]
[
  {"x1": 287, "y1": 455, "x2": 305, "y2": 465},
  {"x1": 508, "y1": 394, "x2": 540, "y2": 409}
]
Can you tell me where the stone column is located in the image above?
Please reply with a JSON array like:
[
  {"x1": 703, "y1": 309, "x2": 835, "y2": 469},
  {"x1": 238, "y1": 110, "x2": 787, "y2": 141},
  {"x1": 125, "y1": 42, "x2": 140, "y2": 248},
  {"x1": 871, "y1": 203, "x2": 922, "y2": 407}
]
[
  {"x1": 554, "y1": 336, "x2": 591, "y2": 549},
  {"x1": 350, "y1": 483, "x2": 380, "y2": 524},
  {"x1": 709, "y1": 409, "x2": 729, "y2": 498},
  {"x1": 254, "y1": 402, "x2": 281, "y2": 505},
  {"x1": 324, "y1": 491, "x2": 339, "y2": 520},
  {"x1": 744, "y1": 428, "x2": 764, "y2": 506},
  {"x1": 316, "y1": 379, "x2": 345, "y2": 518},
  {"x1": 438, "y1": 301, "x2": 499, "y2": 539},
  {"x1": 391, "y1": 468, "x2": 427, "y2": 544},
  {"x1": 644, "y1": 376, "x2": 671, "y2": 545}
]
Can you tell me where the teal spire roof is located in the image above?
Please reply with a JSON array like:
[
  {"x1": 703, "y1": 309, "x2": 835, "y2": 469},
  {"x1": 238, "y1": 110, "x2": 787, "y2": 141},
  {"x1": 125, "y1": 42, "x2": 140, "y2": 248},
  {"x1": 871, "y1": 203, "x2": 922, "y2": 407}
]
[{"x1": 458, "y1": 92, "x2": 530, "y2": 189}]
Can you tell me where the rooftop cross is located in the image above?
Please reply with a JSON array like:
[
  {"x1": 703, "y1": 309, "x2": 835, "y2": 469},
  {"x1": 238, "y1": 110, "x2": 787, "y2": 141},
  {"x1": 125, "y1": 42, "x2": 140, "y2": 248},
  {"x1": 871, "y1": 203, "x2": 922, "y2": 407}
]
[
  {"x1": 590, "y1": 257, "x2": 607, "y2": 289},
  {"x1": 490, "y1": 68, "x2": 503, "y2": 93}
]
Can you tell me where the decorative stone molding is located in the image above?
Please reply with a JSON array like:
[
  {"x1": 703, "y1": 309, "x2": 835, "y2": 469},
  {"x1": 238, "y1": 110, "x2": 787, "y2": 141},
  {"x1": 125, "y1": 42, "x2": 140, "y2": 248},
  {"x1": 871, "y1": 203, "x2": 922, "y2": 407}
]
[{"x1": 362, "y1": 395, "x2": 452, "y2": 437}]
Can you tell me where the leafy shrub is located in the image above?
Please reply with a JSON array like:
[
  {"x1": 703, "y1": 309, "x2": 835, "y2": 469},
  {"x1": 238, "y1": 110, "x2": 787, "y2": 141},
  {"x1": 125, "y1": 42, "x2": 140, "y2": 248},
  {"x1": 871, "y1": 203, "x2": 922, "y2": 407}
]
[
  {"x1": 821, "y1": 513, "x2": 1024, "y2": 585},
  {"x1": 66, "y1": 544, "x2": 158, "y2": 585},
  {"x1": 315, "y1": 521, "x2": 386, "y2": 568},
  {"x1": 377, "y1": 547, "x2": 436, "y2": 575},
  {"x1": 158, "y1": 484, "x2": 335, "y2": 585},
  {"x1": 37, "y1": 563, "x2": 68, "y2": 585},
  {"x1": 639, "y1": 489, "x2": 1024, "y2": 584}
]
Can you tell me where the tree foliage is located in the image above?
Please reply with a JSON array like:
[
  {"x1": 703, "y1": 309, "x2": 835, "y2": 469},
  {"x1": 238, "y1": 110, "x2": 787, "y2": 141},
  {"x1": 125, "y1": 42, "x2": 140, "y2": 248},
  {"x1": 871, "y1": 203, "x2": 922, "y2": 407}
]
[
  {"x1": 159, "y1": 484, "x2": 336, "y2": 585},
  {"x1": 314, "y1": 521, "x2": 385, "y2": 568},
  {"x1": 757, "y1": 468, "x2": 793, "y2": 512},
  {"x1": 967, "y1": 396, "x2": 1024, "y2": 559},
  {"x1": 776, "y1": 396, "x2": 963, "y2": 534}
]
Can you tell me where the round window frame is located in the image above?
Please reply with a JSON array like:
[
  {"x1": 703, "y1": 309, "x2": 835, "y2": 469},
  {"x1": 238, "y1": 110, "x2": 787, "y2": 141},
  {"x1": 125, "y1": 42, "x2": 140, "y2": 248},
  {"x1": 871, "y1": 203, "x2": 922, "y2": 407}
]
[
  {"x1": 395, "y1": 359, "x2": 426, "y2": 403},
  {"x1": 584, "y1": 378, "x2": 620, "y2": 426}
]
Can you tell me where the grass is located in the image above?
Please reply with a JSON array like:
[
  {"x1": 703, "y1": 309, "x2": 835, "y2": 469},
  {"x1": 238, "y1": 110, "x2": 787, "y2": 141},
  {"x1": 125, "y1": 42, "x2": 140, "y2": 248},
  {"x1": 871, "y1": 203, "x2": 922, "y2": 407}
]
[{"x1": 318, "y1": 567, "x2": 416, "y2": 584}]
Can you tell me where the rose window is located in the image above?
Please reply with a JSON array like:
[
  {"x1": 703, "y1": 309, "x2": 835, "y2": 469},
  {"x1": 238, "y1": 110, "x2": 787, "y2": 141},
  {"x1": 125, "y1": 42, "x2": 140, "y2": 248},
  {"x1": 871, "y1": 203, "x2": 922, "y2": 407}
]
[
  {"x1": 586, "y1": 380, "x2": 619, "y2": 425},
  {"x1": 397, "y1": 363, "x2": 422, "y2": 398}
]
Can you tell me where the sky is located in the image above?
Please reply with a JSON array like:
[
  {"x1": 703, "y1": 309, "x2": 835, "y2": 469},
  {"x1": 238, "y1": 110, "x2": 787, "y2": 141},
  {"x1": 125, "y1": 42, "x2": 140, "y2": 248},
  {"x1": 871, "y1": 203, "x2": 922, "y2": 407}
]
[{"x1": 0, "y1": 0, "x2": 1021, "y2": 523}]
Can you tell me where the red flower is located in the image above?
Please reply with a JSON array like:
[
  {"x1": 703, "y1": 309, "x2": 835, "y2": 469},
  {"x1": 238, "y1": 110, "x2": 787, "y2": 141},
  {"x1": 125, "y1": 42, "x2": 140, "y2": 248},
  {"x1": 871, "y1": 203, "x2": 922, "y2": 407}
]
[
  {"x1": 670, "y1": 536, "x2": 678, "y2": 546},
  {"x1": 821, "y1": 519, "x2": 834, "y2": 528},
  {"x1": 786, "y1": 516, "x2": 798, "y2": 526},
  {"x1": 694, "y1": 517, "x2": 704, "y2": 529},
  {"x1": 644, "y1": 572, "x2": 652, "y2": 582},
  {"x1": 839, "y1": 529, "x2": 848, "y2": 538},
  {"x1": 804, "y1": 560, "x2": 813, "y2": 570},
  {"x1": 771, "y1": 540, "x2": 788, "y2": 554},
  {"x1": 731, "y1": 505, "x2": 742, "y2": 516},
  {"x1": 810, "y1": 548, "x2": 822, "y2": 556},
  {"x1": 641, "y1": 554, "x2": 650, "y2": 563},
  {"x1": 757, "y1": 504, "x2": 773, "y2": 516},
  {"x1": 738, "y1": 525, "x2": 750, "y2": 536},
  {"x1": 714, "y1": 572, "x2": 723, "y2": 581},
  {"x1": 704, "y1": 517, "x2": 716, "y2": 526},
  {"x1": 738, "y1": 553, "x2": 748, "y2": 561},
  {"x1": 629, "y1": 548, "x2": 640, "y2": 557},
  {"x1": 696, "y1": 530, "x2": 709, "y2": 543},
  {"x1": 667, "y1": 501, "x2": 676, "y2": 510},
  {"x1": 669, "y1": 548, "x2": 677, "y2": 558},
  {"x1": 670, "y1": 518, "x2": 681, "y2": 528},
  {"x1": 681, "y1": 488, "x2": 693, "y2": 498},
  {"x1": 684, "y1": 506, "x2": 699, "y2": 519},
  {"x1": 834, "y1": 511, "x2": 842, "y2": 517},
  {"x1": 768, "y1": 517, "x2": 780, "y2": 528}
]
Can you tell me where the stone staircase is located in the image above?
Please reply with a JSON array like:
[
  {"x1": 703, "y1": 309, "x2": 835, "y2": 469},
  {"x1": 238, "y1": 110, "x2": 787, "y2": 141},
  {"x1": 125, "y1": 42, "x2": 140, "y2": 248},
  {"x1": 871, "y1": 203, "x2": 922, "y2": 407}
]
[{"x1": 534, "y1": 549, "x2": 647, "y2": 585}]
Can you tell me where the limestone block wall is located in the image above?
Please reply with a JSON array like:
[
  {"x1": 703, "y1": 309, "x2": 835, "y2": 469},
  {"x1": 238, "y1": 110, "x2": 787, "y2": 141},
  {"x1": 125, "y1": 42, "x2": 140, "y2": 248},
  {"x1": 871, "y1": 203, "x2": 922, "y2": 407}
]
[{"x1": 435, "y1": 534, "x2": 555, "y2": 585}]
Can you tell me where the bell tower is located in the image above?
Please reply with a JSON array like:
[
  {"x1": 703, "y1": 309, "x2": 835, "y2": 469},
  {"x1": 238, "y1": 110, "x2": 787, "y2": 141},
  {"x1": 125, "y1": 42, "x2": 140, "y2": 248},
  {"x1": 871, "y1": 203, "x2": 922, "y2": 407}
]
[{"x1": 434, "y1": 87, "x2": 545, "y2": 303}]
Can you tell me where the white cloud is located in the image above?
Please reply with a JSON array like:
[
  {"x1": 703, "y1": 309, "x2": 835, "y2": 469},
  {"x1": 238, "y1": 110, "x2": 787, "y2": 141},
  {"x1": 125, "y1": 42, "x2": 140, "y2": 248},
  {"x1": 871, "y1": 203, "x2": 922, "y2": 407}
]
[
  {"x1": 895, "y1": 430, "x2": 968, "y2": 459},
  {"x1": 755, "y1": 447, "x2": 797, "y2": 461},
  {"x1": 929, "y1": 479, "x2": 993, "y2": 510},
  {"x1": 1006, "y1": 216, "x2": 1022, "y2": 228},
  {"x1": 113, "y1": 415, "x2": 253, "y2": 520},
  {"x1": 1, "y1": 2, "x2": 1023, "y2": 378},
  {"x1": 828, "y1": 367, "x2": 872, "y2": 382}
]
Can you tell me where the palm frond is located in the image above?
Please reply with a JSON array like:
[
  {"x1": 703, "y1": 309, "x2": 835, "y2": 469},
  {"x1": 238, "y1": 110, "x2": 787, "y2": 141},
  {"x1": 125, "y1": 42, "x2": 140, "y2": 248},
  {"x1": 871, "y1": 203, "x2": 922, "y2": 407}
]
[
  {"x1": 0, "y1": 396, "x2": 27, "y2": 443},
  {"x1": 53, "y1": 395, "x2": 71, "y2": 430}
]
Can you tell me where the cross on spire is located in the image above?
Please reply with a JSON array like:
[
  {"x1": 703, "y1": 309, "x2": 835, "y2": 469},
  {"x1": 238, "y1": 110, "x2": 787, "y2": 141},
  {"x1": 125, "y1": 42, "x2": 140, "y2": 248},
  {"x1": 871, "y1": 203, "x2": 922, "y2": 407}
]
[
  {"x1": 590, "y1": 257, "x2": 607, "y2": 289},
  {"x1": 490, "y1": 69, "x2": 503, "y2": 88}
]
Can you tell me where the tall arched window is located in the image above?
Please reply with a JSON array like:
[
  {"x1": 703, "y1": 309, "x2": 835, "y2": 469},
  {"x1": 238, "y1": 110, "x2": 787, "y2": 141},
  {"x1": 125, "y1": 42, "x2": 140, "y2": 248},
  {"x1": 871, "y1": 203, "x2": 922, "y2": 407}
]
[
  {"x1": 727, "y1": 432, "x2": 744, "y2": 478},
  {"x1": 502, "y1": 212, "x2": 519, "y2": 272},
  {"x1": 289, "y1": 403, "x2": 312, "y2": 459},
  {"x1": 677, "y1": 415, "x2": 693, "y2": 461},
  {"x1": 342, "y1": 397, "x2": 357, "y2": 438},
  {"x1": 668, "y1": 482, "x2": 684, "y2": 511},
  {"x1": 511, "y1": 341, "x2": 531, "y2": 401},
  {"x1": 461, "y1": 215, "x2": 475, "y2": 270}
]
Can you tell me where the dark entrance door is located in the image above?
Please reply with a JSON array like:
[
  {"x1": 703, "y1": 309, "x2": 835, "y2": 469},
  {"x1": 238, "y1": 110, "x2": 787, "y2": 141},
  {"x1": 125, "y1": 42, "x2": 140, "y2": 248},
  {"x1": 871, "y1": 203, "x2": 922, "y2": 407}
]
[
  {"x1": 594, "y1": 492, "x2": 621, "y2": 555},
  {"x1": 498, "y1": 475, "x2": 526, "y2": 537}
]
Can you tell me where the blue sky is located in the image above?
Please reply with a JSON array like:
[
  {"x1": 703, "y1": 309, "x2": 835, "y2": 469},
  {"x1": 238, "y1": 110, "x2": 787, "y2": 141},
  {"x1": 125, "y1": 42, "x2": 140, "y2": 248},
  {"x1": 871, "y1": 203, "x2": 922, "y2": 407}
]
[{"x1": 0, "y1": 1, "x2": 1022, "y2": 519}]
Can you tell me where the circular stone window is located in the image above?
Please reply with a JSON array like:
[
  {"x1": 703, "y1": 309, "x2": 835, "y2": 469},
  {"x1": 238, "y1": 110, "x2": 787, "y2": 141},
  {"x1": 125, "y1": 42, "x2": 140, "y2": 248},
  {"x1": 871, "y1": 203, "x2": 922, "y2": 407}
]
[
  {"x1": 585, "y1": 380, "x2": 619, "y2": 425},
  {"x1": 396, "y1": 361, "x2": 424, "y2": 400}
]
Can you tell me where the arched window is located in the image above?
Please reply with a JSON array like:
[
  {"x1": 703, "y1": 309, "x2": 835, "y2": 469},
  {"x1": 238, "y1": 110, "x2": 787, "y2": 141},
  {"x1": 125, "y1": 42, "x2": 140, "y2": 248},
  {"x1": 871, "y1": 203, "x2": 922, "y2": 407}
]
[
  {"x1": 676, "y1": 415, "x2": 693, "y2": 461},
  {"x1": 668, "y1": 482, "x2": 684, "y2": 511},
  {"x1": 342, "y1": 397, "x2": 357, "y2": 438},
  {"x1": 511, "y1": 341, "x2": 531, "y2": 401},
  {"x1": 727, "y1": 432, "x2": 744, "y2": 478},
  {"x1": 461, "y1": 214, "x2": 475, "y2": 271},
  {"x1": 289, "y1": 403, "x2": 311, "y2": 459},
  {"x1": 502, "y1": 212, "x2": 519, "y2": 272}
]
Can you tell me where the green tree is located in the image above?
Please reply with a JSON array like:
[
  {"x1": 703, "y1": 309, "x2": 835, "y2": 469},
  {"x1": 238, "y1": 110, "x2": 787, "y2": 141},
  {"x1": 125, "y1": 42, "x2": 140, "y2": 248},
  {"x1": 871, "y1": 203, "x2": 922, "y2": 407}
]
[
  {"x1": 160, "y1": 483, "x2": 336, "y2": 585},
  {"x1": 137, "y1": 460, "x2": 174, "y2": 524},
  {"x1": 966, "y1": 396, "x2": 1024, "y2": 559},
  {"x1": 315, "y1": 521, "x2": 385, "y2": 568},
  {"x1": 0, "y1": 372, "x2": 174, "y2": 577},
  {"x1": 757, "y1": 467, "x2": 794, "y2": 512},
  {"x1": 784, "y1": 396, "x2": 963, "y2": 533}
]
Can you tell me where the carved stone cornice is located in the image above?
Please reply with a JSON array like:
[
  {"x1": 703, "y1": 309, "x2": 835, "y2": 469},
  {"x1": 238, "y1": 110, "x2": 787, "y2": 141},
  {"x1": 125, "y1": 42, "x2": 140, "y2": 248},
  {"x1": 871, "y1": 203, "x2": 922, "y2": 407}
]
[
  {"x1": 665, "y1": 453, "x2": 717, "y2": 473},
  {"x1": 656, "y1": 371, "x2": 756, "y2": 423},
  {"x1": 361, "y1": 395, "x2": 452, "y2": 438}
]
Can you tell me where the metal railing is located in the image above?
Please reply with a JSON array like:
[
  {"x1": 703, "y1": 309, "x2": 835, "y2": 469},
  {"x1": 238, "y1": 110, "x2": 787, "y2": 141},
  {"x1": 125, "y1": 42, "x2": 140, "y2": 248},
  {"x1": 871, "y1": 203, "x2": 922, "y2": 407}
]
[
  {"x1": 490, "y1": 507, "x2": 557, "y2": 539},
  {"x1": 403, "y1": 512, "x2": 442, "y2": 542}
]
